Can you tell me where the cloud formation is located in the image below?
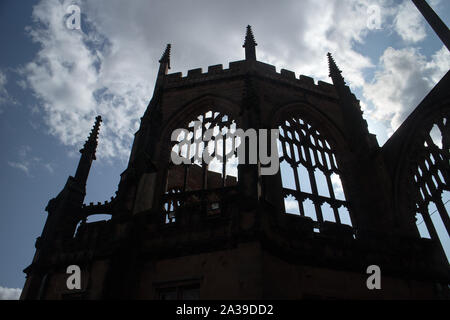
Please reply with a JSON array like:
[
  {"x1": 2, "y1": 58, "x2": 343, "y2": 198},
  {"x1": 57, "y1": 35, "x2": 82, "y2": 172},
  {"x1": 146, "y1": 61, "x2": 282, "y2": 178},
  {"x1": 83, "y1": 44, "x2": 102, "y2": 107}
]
[
  {"x1": 394, "y1": 0, "x2": 427, "y2": 43},
  {"x1": 20, "y1": 0, "x2": 382, "y2": 160},
  {"x1": 0, "y1": 71, "x2": 8, "y2": 108},
  {"x1": 7, "y1": 145, "x2": 55, "y2": 176},
  {"x1": 0, "y1": 70, "x2": 17, "y2": 113},
  {"x1": 0, "y1": 286, "x2": 22, "y2": 300},
  {"x1": 20, "y1": 0, "x2": 450, "y2": 160},
  {"x1": 363, "y1": 45, "x2": 450, "y2": 132}
]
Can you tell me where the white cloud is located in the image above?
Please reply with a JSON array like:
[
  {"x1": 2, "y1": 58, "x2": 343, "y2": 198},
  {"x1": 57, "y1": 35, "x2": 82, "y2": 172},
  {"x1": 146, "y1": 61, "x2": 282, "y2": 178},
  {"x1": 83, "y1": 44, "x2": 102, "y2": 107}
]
[
  {"x1": 0, "y1": 69, "x2": 17, "y2": 113},
  {"x1": 18, "y1": 145, "x2": 32, "y2": 158},
  {"x1": 0, "y1": 71, "x2": 8, "y2": 106},
  {"x1": 8, "y1": 161, "x2": 30, "y2": 175},
  {"x1": 44, "y1": 163, "x2": 55, "y2": 174},
  {"x1": 394, "y1": 0, "x2": 426, "y2": 43},
  {"x1": 21, "y1": 0, "x2": 390, "y2": 161},
  {"x1": 8, "y1": 145, "x2": 32, "y2": 175},
  {"x1": 254, "y1": 0, "x2": 377, "y2": 88},
  {"x1": 363, "y1": 45, "x2": 450, "y2": 132},
  {"x1": 0, "y1": 286, "x2": 22, "y2": 300},
  {"x1": 21, "y1": 0, "x2": 449, "y2": 161},
  {"x1": 8, "y1": 145, "x2": 54, "y2": 176},
  {"x1": 21, "y1": 0, "x2": 157, "y2": 160}
]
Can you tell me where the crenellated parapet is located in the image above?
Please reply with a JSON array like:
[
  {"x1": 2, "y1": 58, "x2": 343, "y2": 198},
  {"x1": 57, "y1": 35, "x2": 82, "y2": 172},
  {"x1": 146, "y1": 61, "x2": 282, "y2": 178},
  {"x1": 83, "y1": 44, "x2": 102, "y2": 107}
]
[
  {"x1": 21, "y1": 24, "x2": 450, "y2": 301},
  {"x1": 81, "y1": 196, "x2": 115, "y2": 216},
  {"x1": 164, "y1": 60, "x2": 337, "y2": 98}
]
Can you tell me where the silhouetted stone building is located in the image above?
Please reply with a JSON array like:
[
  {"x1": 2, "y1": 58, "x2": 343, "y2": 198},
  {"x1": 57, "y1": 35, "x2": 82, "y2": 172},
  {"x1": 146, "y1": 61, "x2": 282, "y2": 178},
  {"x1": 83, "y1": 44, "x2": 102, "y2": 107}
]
[{"x1": 21, "y1": 26, "x2": 449, "y2": 299}]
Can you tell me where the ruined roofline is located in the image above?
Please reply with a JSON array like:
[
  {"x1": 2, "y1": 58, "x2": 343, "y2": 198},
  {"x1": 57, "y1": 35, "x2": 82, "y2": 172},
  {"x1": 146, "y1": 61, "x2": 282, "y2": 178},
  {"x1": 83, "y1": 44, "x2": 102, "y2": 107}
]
[
  {"x1": 163, "y1": 59, "x2": 338, "y2": 98},
  {"x1": 158, "y1": 25, "x2": 336, "y2": 97}
]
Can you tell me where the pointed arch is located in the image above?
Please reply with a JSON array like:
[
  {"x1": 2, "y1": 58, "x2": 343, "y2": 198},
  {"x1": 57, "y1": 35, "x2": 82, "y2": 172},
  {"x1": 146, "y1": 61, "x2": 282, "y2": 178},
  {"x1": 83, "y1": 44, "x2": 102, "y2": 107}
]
[
  {"x1": 272, "y1": 102, "x2": 354, "y2": 232},
  {"x1": 393, "y1": 103, "x2": 450, "y2": 261},
  {"x1": 158, "y1": 95, "x2": 242, "y2": 224}
]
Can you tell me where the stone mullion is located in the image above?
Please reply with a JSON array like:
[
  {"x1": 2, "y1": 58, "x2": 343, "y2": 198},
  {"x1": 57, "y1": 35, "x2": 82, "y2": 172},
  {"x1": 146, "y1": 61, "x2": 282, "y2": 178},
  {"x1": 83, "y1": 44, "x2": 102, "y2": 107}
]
[
  {"x1": 425, "y1": 160, "x2": 444, "y2": 199},
  {"x1": 434, "y1": 195, "x2": 450, "y2": 237},
  {"x1": 436, "y1": 118, "x2": 449, "y2": 151},
  {"x1": 310, "y1": 133, "x2": 322, "y2": 169},
  {"x1": 303, "y1": 131, "x2": 323, "y2": 223},
  {"x1": 419, "y1": 161, "x2": 450, "y2": 236},
  {"x1": 293, "y1": 142, "x2": 306, "y2": 216},
  {"x1": 419, "y1": 205, "x2": 441, "y2": 246},
  {"x1": 425, "y1": 135, "x2": 449, "y2": 183},
  {"x1": 313, "y1": 136, "x2": 324, "y2": 170},
  {"x1": 315, "y1": 132, "x2": 342, "y2": 224},
  {"x1": 280, "y1": 132, "x2": 298, "y2": 192},
  {"x1": 286, "y1": 125, "x2": 305, "y2": 216},
  {"x1": 187, "y1": 130, "x2": 194, "y2": 165},
  {"x1": 325, "y1": 172, "x2": 341, "y2": 224},
  {"x1": 278, "y1": 118, "x2": 350, "y2": 225},
  {"x1": 208, "y1": 114, "x2": 222, "y2": 128},
  {"x1": 201, "y1": 121, "x2": 207, "y2": 191},
  {"x1": 417, "y1": 160, "x2": 432, "y2": 202},
  {"x1": 222, "y1": 126, "x2": 227, "y2": 187}
]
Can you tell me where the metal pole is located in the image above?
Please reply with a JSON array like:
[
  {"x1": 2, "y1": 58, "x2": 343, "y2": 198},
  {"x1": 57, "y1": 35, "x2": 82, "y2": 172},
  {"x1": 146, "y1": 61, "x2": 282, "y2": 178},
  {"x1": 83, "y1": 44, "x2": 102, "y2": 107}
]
[{"x1": 411, "y1": 0, "x2": 450, "y2": 51}]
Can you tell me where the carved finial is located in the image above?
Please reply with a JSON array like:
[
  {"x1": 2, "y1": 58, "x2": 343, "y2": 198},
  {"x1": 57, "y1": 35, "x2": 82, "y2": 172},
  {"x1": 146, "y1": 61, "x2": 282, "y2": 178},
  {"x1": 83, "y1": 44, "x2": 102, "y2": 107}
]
[
  {"x1": 243, "y1": 25, "x2": 257, "y2": 61},
  {"x1": 327, "y1": 53, "x2": 370, "y2": 150},
  {"x1": 327, "y1": 52, "x2": 346, "y2": 86},
  {"x1": 243, "y1": 25, "x2": 257, "y2": 48},
  {"x1": 80, "y1": 115, "x2": 102, "y2": 159},
  {"x1": 159, "y1": 44, "x2": 171, "y2": 69},
  {"x1": 74, "y1": 115, "x2": 102, "y2": 186}
]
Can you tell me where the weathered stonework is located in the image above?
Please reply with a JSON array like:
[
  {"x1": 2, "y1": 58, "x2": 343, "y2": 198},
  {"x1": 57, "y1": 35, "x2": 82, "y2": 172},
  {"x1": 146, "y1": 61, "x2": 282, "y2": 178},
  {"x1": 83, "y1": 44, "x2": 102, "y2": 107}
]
[{"x1": 21, "y1": 26, "x2": 449, "y2": 300}]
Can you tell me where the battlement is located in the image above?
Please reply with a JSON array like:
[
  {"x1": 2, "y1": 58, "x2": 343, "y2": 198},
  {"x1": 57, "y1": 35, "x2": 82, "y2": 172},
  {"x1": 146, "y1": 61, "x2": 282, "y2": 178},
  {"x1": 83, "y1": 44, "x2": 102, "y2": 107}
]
[
  {"x1": 164, "y1": 60, "x2": 337, "y2": 97},
  {"x1": 81, "y1": 196, "x2": 115, "y2": 215}
]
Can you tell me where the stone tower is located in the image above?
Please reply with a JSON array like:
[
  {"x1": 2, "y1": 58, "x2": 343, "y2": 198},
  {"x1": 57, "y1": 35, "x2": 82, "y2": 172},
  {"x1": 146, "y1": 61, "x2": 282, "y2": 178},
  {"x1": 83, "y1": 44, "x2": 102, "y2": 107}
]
[{"x1": 21, "y1": 26, "x2": 449, "y2": 300}]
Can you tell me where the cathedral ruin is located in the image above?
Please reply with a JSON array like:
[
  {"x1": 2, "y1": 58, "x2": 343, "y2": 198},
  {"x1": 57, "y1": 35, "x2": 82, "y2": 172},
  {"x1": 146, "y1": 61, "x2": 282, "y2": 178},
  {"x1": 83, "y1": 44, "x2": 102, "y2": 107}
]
[{"x1": 21, "y1": 23, "x2": 449, "y2": 299}]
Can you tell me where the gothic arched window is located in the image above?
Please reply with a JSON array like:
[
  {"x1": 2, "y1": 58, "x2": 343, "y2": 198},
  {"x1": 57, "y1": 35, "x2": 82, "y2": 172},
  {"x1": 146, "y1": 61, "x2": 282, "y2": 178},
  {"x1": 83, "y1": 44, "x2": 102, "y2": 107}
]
[
  {"x1": 163, "y1": 109, "x2": 238, "y2": 223},
  {"x1": 278, "y1": 116, "x2": 352, "y2": 230},
  {"x1": 411, "y1": 114, "x2": 449, "y2": 260}
]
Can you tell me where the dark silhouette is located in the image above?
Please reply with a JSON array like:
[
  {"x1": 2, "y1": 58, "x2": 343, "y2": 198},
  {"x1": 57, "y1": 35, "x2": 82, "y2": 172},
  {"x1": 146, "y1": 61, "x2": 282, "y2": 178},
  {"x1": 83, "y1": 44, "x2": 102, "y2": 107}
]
[{"x1": 21, "y1": 25, "x2": 449, "y2": 299}]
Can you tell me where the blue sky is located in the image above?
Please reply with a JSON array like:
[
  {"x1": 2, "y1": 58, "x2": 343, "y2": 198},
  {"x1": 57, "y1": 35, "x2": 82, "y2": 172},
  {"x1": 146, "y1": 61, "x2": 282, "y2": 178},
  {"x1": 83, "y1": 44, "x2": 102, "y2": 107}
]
[{"x1": 0, "y1": 0, "x2": 449, "y2": 299}]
